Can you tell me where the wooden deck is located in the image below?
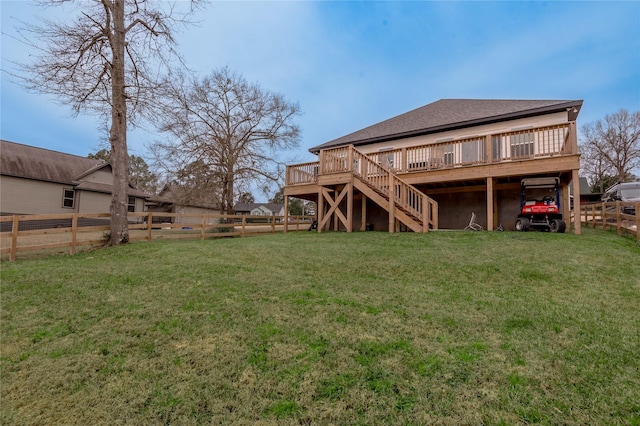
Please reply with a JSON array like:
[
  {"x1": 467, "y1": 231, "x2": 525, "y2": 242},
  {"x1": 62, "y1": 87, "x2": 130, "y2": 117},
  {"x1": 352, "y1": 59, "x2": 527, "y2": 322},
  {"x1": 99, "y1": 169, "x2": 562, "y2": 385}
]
[{"x1": 285, "y1": 122, "x2": 582, "y2": 234}]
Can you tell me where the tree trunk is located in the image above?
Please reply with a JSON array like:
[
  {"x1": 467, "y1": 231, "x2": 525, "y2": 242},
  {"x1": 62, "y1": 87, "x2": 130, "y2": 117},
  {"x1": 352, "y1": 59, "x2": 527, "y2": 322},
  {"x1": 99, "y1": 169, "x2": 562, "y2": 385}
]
[
  {"x1": 225, "y1": 174, "x2": 235, "y2": 214},
  {"x1": 108, "y1": 0, "x2": 130, "y2": 245}
]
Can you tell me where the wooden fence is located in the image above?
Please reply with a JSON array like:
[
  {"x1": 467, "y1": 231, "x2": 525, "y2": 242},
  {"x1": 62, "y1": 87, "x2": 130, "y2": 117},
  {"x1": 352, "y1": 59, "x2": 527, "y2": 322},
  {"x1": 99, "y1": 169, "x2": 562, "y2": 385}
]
[
  {"x1": 579, "y1": 201, "x2": 639, "y2": 242},
  {"x1": 0, "y1": 212, "x2": 315, "y2": 261}
]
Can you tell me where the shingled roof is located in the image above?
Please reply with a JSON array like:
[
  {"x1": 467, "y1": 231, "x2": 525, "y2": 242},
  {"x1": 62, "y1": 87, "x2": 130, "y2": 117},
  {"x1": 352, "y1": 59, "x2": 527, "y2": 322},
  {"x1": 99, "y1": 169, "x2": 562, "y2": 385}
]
[
  {"x1": 1, "y1": 140, "x2": 106, "y2": 183},
  {"x1": 0, "y1": 140, "x2": 147, "y2": 197},
  {"x1": 310, "y1": 99, "x2": 583, "y2": 153}
]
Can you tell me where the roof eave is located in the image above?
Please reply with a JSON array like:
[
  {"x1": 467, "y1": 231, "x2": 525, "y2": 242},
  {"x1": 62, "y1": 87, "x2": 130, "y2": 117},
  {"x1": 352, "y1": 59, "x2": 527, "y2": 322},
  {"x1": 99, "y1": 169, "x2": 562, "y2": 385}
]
[{"x1": 309, "y1": 100, "x2": 583, "y2": 154}]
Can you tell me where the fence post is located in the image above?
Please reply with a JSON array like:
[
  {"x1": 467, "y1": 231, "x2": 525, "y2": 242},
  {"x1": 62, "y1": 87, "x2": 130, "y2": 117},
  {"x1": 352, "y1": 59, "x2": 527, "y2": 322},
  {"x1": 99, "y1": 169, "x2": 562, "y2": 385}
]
[
  {"x1": 71, "y1": 214, "x2": 78, "y2": 255},
  {"x1": 272, "y1": 214, "x2": 276, "y2": 233},
  {"x1": 147, "y1": 212, "x2": 152, "y2": 242},
  {"x1": 201, "y1": 214, "x2": 206, "y2": 240},
  {"x1": 601, "y1": 202, "x2": 607, "y2": 230},
  {"x1": 10, "y1": 215, "x2": 18, "y2": 262},
  {"x1": 616, "y1": 201, "x2": 622, "y2": 236},
  {"x1": 242, "y1": 215, "x2": 246, "y2": 237}
]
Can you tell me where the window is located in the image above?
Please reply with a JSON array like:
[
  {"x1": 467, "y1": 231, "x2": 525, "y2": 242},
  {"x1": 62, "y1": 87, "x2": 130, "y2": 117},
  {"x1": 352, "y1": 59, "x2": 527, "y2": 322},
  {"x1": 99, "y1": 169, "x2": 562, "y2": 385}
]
[
  {"x1": 378, "y1": 147, "x2": 394, "y2": 169},
  {"x1": 62, "y1": 189, "x2": 75, "y2": 208},
  {"x1": 128, "y1": 196, "x2": 136, "y2": 213},
  {"x1": 510, "y1": 129, "x2": 534, "y2": 158},
  {"x1": 492, "y1": 136, "x2": 502, "y2": 162},
  {"x1": 461, "y1": 139, "x2": 483, "y2": 164},
  {"x1": 443, "y1": 144, "x2": 454, "y2": 165}
]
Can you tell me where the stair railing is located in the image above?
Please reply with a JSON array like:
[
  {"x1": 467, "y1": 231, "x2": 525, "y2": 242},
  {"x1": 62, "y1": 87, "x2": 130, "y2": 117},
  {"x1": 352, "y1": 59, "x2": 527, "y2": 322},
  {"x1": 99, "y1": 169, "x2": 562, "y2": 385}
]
[{"x1": 350, "y1": 147, "x2": 437, "y2": 230}]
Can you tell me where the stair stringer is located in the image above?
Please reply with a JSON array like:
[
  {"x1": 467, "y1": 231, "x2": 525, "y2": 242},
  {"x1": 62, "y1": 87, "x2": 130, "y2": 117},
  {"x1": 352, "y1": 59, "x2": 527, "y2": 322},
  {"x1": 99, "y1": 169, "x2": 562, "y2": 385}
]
[{"x1": 352, "y1": 176, "x2": 424, "y2": 233}]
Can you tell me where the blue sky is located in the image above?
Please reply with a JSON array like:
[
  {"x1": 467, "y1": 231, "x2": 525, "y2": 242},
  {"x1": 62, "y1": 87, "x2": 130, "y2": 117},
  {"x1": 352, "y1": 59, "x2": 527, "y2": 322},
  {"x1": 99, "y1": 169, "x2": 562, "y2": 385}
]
[{"x1": 2, "y1": 1, "x2": 639, "y2": 169}]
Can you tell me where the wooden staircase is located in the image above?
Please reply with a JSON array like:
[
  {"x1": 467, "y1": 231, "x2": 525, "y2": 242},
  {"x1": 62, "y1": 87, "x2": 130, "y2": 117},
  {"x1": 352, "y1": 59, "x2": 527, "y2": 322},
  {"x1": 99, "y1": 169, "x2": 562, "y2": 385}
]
[{"x1": 320, "y1": 146, "x2": 438, "y2": 232}]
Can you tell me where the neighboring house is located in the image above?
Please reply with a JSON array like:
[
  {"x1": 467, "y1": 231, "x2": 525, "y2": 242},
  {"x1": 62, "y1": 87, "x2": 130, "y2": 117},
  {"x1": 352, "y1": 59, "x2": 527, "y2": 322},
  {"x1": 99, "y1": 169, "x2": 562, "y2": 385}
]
[
  {"x1": 146, "y1": 184, "x2": 221, "y2": 224},
  {"x1": 234, "y1": 203, "x2": 285, "y2": 217},
  {"x1": 0, "y1": 140, "x2": 147, "y2": 216},
  {"x1": 578, "y1": 177, "x2": 601, "y2": 205},
  {"x1": 284, "y1": 99, "x2": 583, "y2": 234}
]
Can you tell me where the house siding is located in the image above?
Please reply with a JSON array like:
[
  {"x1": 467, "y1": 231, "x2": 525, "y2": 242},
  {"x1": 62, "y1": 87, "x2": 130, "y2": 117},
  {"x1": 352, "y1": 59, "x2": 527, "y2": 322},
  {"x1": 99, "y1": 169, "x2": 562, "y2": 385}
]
[
  {"x1": 0, "y1": 176, "x2": 75, "y2": 214},
  {"x1": 76, "y1": 190, "x2": 112, "y2": 213},
  {"x1": 80, "y1": 169, "x2": 113, "y2": 185},
  {"x1": 355, "y1": 111, "x2": 568, "y2": 155}
]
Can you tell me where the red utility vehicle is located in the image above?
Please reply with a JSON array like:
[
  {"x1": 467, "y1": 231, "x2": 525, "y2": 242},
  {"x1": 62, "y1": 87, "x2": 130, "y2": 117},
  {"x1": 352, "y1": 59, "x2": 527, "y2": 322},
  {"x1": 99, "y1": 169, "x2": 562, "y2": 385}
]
[{"x1": 514, "y1": 177, "x2": 566, "y2": 233}]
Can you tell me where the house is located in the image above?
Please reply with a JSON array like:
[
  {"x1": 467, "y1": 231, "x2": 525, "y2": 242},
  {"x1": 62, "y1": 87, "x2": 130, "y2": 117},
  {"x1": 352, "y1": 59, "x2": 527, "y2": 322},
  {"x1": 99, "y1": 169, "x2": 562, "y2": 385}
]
[
  {"x1": 146, "y1": 184, "x2": 221, "y2": 224},
  {"x1": 284, "y1": 99, "x2": 583, "y2": 234},
  {"x1": 234, "y1": 203, "x2": 285, "y2": 217},
  {"x1": 0, "y1": 140, "x2": 147, "y2": 216}
]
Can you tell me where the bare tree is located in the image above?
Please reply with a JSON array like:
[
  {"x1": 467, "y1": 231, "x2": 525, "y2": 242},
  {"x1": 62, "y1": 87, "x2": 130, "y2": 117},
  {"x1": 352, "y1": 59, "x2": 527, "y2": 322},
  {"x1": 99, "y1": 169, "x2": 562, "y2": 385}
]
[
  {"x1": 153, "y1": 67, "x2": 301, "y2": 213},
  {"x1": 12, "y1": 0, "x2": 202, "y2": 245},
  {"x1": 580, "y1": 109, "x2": 640, "y2": 188}
]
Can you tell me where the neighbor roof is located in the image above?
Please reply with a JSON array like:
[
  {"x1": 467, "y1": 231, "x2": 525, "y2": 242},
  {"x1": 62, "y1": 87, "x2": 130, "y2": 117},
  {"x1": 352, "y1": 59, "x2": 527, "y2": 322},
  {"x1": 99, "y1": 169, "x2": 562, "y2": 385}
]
[
  {"x1": 0, "y1": 139, "x2": 147, "y2": 197},
  {"x1": 310, "y1": 99, "x2": 583, "y2": 153},
  {"x1": 1, "y1": 139, "x2": 106, "y2": 184}
]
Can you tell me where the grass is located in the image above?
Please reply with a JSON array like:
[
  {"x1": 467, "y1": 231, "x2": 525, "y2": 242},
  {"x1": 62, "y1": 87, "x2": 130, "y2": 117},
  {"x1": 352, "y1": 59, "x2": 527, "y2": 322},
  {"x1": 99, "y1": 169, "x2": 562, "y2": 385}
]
[{"x1": 1, "y1": 228, "x2": 639, "y2": 425}]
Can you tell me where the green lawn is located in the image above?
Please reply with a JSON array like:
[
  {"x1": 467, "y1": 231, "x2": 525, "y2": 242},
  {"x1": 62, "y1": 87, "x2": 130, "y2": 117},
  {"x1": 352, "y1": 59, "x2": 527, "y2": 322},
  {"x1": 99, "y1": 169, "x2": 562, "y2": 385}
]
[{"x1": 1, "y1": 229, "x2": 639, "y2": 425}]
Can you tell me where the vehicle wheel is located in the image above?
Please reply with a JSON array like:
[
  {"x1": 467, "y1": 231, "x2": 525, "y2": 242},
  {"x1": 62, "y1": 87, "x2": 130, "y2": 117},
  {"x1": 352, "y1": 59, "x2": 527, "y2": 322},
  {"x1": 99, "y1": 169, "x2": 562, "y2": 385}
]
[
  {"x1": 550, "y1": 219, "x2": 566, "y2": 233},
  {"x1": 515, "y1": 218, "x2": 530, "y2": 232}
]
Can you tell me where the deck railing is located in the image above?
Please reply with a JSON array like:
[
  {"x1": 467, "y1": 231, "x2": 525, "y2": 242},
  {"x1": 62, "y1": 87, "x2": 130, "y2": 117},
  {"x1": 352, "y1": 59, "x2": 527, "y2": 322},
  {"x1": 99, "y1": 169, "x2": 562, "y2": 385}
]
[
  {"x1": 352, "y1": 148, "x2": 437, "y2": 230},
  {"x1": 312, "y1": 146, "x2": 437, "y2": 230},
  {"x1": 286, "y1": 123, "x2": 575, "y2": 185},
  {"x1": 286, "y1": 161, "x2": 318, "y2": 185}
]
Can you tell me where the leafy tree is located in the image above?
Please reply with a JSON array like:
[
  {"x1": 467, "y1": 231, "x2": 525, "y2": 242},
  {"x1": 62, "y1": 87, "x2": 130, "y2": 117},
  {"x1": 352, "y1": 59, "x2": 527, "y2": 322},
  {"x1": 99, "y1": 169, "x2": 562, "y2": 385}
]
[
  {"x1": 88, "y1": 149, "x2": 159, "y2": 193},
  {"x1": 153, "y1": 67, "x2": 301, "y2": 214},
  {"x1": 172, "y1": 159, "x2": 222, "y2": 208},
  {"x1": 581, "y1": 109, "x2": 640, "y2": 189},
  {"x1": 288, "y1": 198, "x2": 304, "y2": 216},
  {"x1": 270, "y1": 187, "x2": 285, "y2": 204},
  {"x1": 237, "y1": 192, "x2": 255, "y2": 204},
  {"x1": 13, "y1": 0, "x2": 202, "y2": 245}
]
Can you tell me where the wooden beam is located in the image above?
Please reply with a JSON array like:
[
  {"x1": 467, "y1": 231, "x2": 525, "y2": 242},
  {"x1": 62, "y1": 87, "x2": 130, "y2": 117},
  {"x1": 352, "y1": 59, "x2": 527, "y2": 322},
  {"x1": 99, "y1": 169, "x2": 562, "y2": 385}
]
[
  {"x1": 388, "y1": 173, "x2": 395, "y2": 233},
  {"x1": 486, "y1": 177, "x2": 494, "y2": 231},
  {"x1": 319, "y1": 186, "x2": 349, "y2": 231},
  {"x1": 284, "y1": 195, "x2": 289, "y2": 233},
  {"x1": 347, "y1": 182, "x2": 353, "y2": 232},
  {"x1": 572, "y1": 169, "x2": 581, "y2": 235},
  {"x1": 361, "y1": 194, "x2": 367, "y2": 231},
  {"x1": 317, "y1": 188, "x2": 324, "y2": 233},
  {"x1": 400, "y1": 155, "x2": 580, "y2": 185}
]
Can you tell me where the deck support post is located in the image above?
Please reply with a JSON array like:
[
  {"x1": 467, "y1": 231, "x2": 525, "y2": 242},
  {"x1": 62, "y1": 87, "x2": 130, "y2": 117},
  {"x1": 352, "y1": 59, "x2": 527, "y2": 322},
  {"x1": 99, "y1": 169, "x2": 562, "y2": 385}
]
[
  {"x1": 317, "y1": 188, "x2": 324, "y2": 233},
  {"x1": 347, "y1": 181, "x2": 353, "y2": 232},
  {"x1": 361, "y1": 194, "x2": 367, "y2": 231},
  {"x1": 486, "y1": 177, "x2": 494, "y2": 231},
  {"x1": 572, "y1": 169, "x2": 582, "y2": 235},
  {"x1": 284, "y1": 195, "x2": 289, "y2": 233}
]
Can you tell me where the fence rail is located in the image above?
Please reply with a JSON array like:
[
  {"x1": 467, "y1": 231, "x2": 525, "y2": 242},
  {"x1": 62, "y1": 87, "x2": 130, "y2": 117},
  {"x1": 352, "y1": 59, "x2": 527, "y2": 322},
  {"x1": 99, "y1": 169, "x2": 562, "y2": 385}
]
[
  {"x1": 579, "y1": 202, "x2": 639, "y2": 241},
  {"x1": 0, "y1": 212, "x2": 315, "y2": 261}
]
